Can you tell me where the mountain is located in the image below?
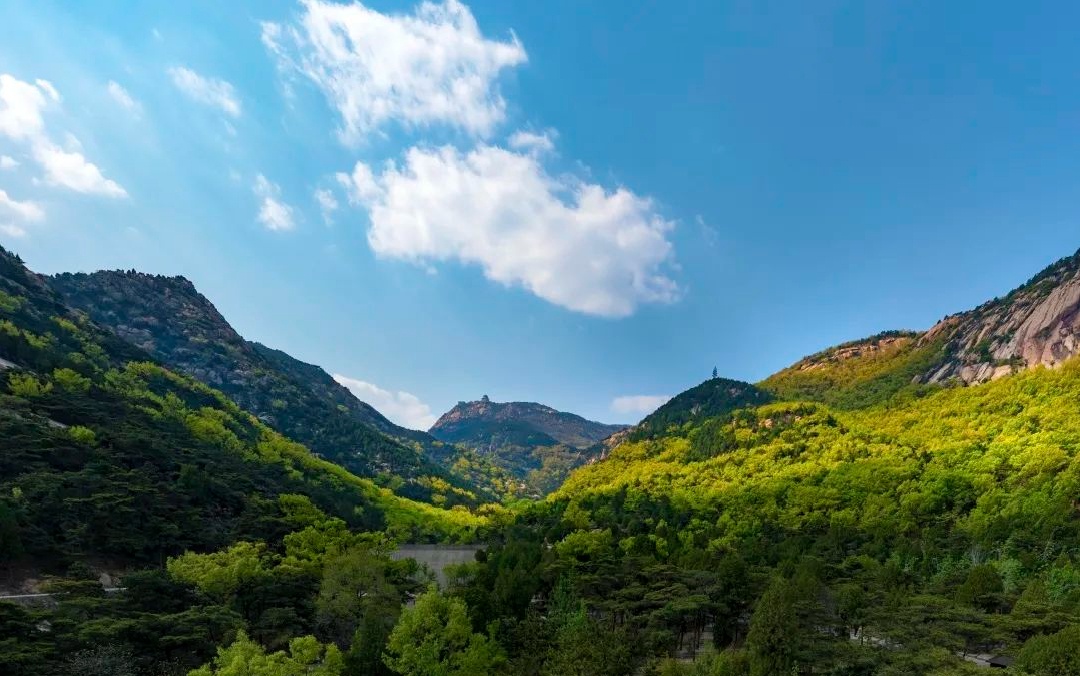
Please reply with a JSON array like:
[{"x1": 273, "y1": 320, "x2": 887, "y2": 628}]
[
  {"x1": 535, "y1": 246, "x2": 1080, "y2": 674},
  {"x1": 760, "y1": 249, "x2": 1080, "y2": 410},
  {"x1": 629, "y1": 377, "x2": 772, "y2": 440},
  {"x1": 0, "y1": 246, "x2": 493, "y2": 675},
  {"x1": 429, "y1": 397, "x2": 627, "y2": 494},
  {"x1": 0, "y1": 245, "x2": 484, "y2": 574},
  {"x1": 48, "y1": 270, "x2": 511, "y2": 505},
  {"x1": 920, "y1": 248, "x2": 1080, "y2": 384}
]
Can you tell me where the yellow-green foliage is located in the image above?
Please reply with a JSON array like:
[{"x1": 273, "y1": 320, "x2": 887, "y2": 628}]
[
  {"x1": 7, "y1": 372, "x2": 52, "y2": 398},
  {"x1": 52, "y1": 367, "x2": 91, "y2": 393},
  {"x1": 0, "y1": 290, "x2": 23, "y2": 312},
  {"x1": 168, "y1": 541, "x2": 270, "y2": 601},
  {"x1": 761, "y1": 332, "x2": 948, "y2": 408},
  {"x1": 68, "y1": 425, "x2": 96, "y2": 445},
  {"x1": 558, "y1": 359, "x2": 1080, "y2": 551},
  {"x1": 187, "y1": 629, "x2": 344, "y2": 676},
  {"x1": 107, "y1": 361, "x2": 491, "y2": 542}
]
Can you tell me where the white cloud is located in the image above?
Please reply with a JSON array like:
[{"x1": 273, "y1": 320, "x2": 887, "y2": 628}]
[
  {"x1": 253, "y1": 174, "x2": 295, "y2": 231},
  {"x1": 333, "y1": 373, "x2": 437, "y2": 430},
  {"x1": 508, "y1": 129, "x2": 555, "y2": 154},
  {"x1": 0, "y1": 223, "x2": 27, "y2": 239},
  {"x1": 0, "y1": 74, "x2": 49, "y2": 141},
  {"x1": 0, "y1": 155, "x2": 17, "y2": 170},
  {"x1": 314, "y1": 187, "x2": 338, "y2": 223},
  {"x1": 32, "y1": 144, "x2": 127, "y2": 197},
  {"x1": 35, "y1": 79, "x2": 60, "y2": 103},
  {"x1": 0, "y1": 189, "x2": 44, "y2": 221},
  {"x1": 611, "y1": 395, "x2": 671, "y2": 416},
  {"x1": 336, "y1": 161, "x2": 380, "y2": 203},
  {"x1": 167, "y1": 66, "x2": 241, "y2": 118},
  {"x1": 106, "y1": 80, "x2": 141, "y2": 114},
  {"x1": 352, "y1": 144, "x2": 679, "y2": 317},
  {"x1": 0, "y1": 74, "x2": 126, "y2": 198},
  {"x1": 262, "y1": 0, "x2": 527, "y2": 142}
]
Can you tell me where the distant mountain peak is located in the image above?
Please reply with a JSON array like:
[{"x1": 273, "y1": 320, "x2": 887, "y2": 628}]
[{"x1": 429, "y1": 397, "x2": 627, "y2": 494}]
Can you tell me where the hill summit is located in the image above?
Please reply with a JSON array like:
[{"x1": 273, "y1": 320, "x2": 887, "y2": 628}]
[{"x1": 430, "y1": 397, "x2": 627, "y2": 494}]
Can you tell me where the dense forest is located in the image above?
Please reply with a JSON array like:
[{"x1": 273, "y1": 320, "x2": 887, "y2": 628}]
[{"x1": 3, "y1": 241, "x2": 1080, "y2": 676}]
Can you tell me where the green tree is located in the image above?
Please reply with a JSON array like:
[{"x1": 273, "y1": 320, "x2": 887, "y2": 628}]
[
  {"x1": 955, "y1": 564, "x2": 1003, "y2": 612},
  {"x1": 189, "y1": 630, "x2": 343, "y2": 676},
  {"x1": 746, "y1": 577, "x2": 797, "y2": 676},
  {"x1": 1015, "y1": 625, "x2": 1080, "y2": 676},
  {"x1": 384, "y1": 588, "x2": 506, "y2": 676},
  {"x1": 540, "y1": 608, "x2": 634, "y2": 676}
]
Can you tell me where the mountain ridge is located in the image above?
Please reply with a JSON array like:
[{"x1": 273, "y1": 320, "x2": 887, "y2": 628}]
[
  {"x1": 48, "y1": 269, "x2": 511, "y2": 505},
  {"x1": 429, "y1": 396, "x2": 627, "y2": 494}
]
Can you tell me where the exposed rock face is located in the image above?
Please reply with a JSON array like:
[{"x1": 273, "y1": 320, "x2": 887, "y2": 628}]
[
  {"x1": 921, "y1": 249, "x2": 1080, "y2": 384},
  {"x1": 794, "y1": 334, "x2": 916, "y2": 372},
  {"x1": 429, "y1": 398, "x2": 627, "y2": 494}
]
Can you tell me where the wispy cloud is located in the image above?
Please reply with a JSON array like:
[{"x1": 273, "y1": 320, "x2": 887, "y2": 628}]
[
  {"x1": 106, "y1": 80, "x2": 141, "y2": 115},
  {"x1": 0, "y1": 155, "x2": 17, "y2": 170},
  {"x1": 0, "y1": 188, "x2": 45, "y2": 222},
  {"x1": 0, "y1": 223, "x2": 27, "y2": 239},
  {"x1": 0, "y1": 74, "x2": 127, "y2": 198},
  {"x1": 168, "y1": 66, "x2": 241, "y2": 118},
  {"x1": 253, "y1": 174, "x2": 295, "y2": 231},
  {"x1": 611, "y1": 395, "x2": 670, "y2": 417},
  {"x1": 314, "y1": 187, "x2": 338, "y2": 224},
  {"x1": 333, "y1": 373, "x2": 437, "y2": 430},
  {"x1": 508, "y1": 129, "x2": 556, "y2": 154}
]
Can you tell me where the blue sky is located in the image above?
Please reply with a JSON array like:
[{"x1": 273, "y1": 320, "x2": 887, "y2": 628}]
[{"x1": 1, "y1": 0, "x2": 1079, "y2": 428}]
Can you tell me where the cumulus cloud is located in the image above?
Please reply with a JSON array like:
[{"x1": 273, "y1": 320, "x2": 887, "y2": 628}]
[
  {"x1": 611, "y1": 395, "x2": 671, "y2": 417},
  {"x1": 106, "y1": 80, "x2": 141, "y2": 114},
  {"x1": 253, "y1": 174, "x2": 295, "y2": 231},
  {"x1": 168, "y1": 66, "x2": 241, "y2": 118},
  {"x1": 0, "y1": 74, "x2": 126, "y2": 198},
  {"x1": 336, "y1": 161, "x2": 380, "y2": 204},
  {"x1": 333, "y1": 373, "x2": 437, "y2": 430},
  {"x1": 262, "y1": 0, "x2": 526, "y2": 142},
  {"x1": 348, "y1": 144, "x2": 679, "y2": 317},
  {"x1": 508, "y1": 129, "x2": 555, "y2": 154},
  {"x1": 0, "y1": 189, "x2": 44, "y2": 222},
  {"x1": 33, "y1": 144, "x2": 127, "y2": 197},
  {"x1": 0, "y1": 74, "x2": 49, "y2": 141},
  {"x1": 0, "y1": 155, "x2": 17, "y2": 170}
]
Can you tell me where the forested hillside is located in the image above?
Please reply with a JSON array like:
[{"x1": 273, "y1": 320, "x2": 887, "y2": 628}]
[
  {"x1": 431, "y1": 250, "x2": 1080, "y2": 675},
  {"x1": 49, "y1": 270, "x2": 513, "y2": 505},
  {"x1": 5, "y1": 242, "x2": 1080, "y2": 676},
  {"x1": 430, "y1": 397, "x2": 627, "y2": 494},
  {"x1": 0, "y1": 246, "x2": 495, "y2": 674}
]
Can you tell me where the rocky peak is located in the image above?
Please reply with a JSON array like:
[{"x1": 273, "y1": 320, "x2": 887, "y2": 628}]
[
  {"x1": 921, "y1": 248, "x2": 1080, "y2": 384},
  {"x1": 431, "y1": 398, "x2": 624, "y2": 448}
]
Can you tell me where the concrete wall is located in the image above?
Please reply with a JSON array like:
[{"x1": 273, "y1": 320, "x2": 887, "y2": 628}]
[{"x1": 390, "y1": 545, "x2": 484, "y2": 587}]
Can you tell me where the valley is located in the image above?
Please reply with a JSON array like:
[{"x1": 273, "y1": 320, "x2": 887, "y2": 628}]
[{"x1": 3, "y1": 244, "x2": 1080, "y2": 675}]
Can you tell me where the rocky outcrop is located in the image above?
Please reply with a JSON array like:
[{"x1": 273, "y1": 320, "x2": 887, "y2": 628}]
[{"x1": 920, "y1": 249, "x2": 1080, "y2": 384}]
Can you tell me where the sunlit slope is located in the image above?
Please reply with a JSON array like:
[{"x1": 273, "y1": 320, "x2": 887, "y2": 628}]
[
  {"x1": 556, "y1": 357, "x2": 1080, "y2": 552},
  {"x1": 0, "y1": 246, "x2": 487, "y2": 574}
]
